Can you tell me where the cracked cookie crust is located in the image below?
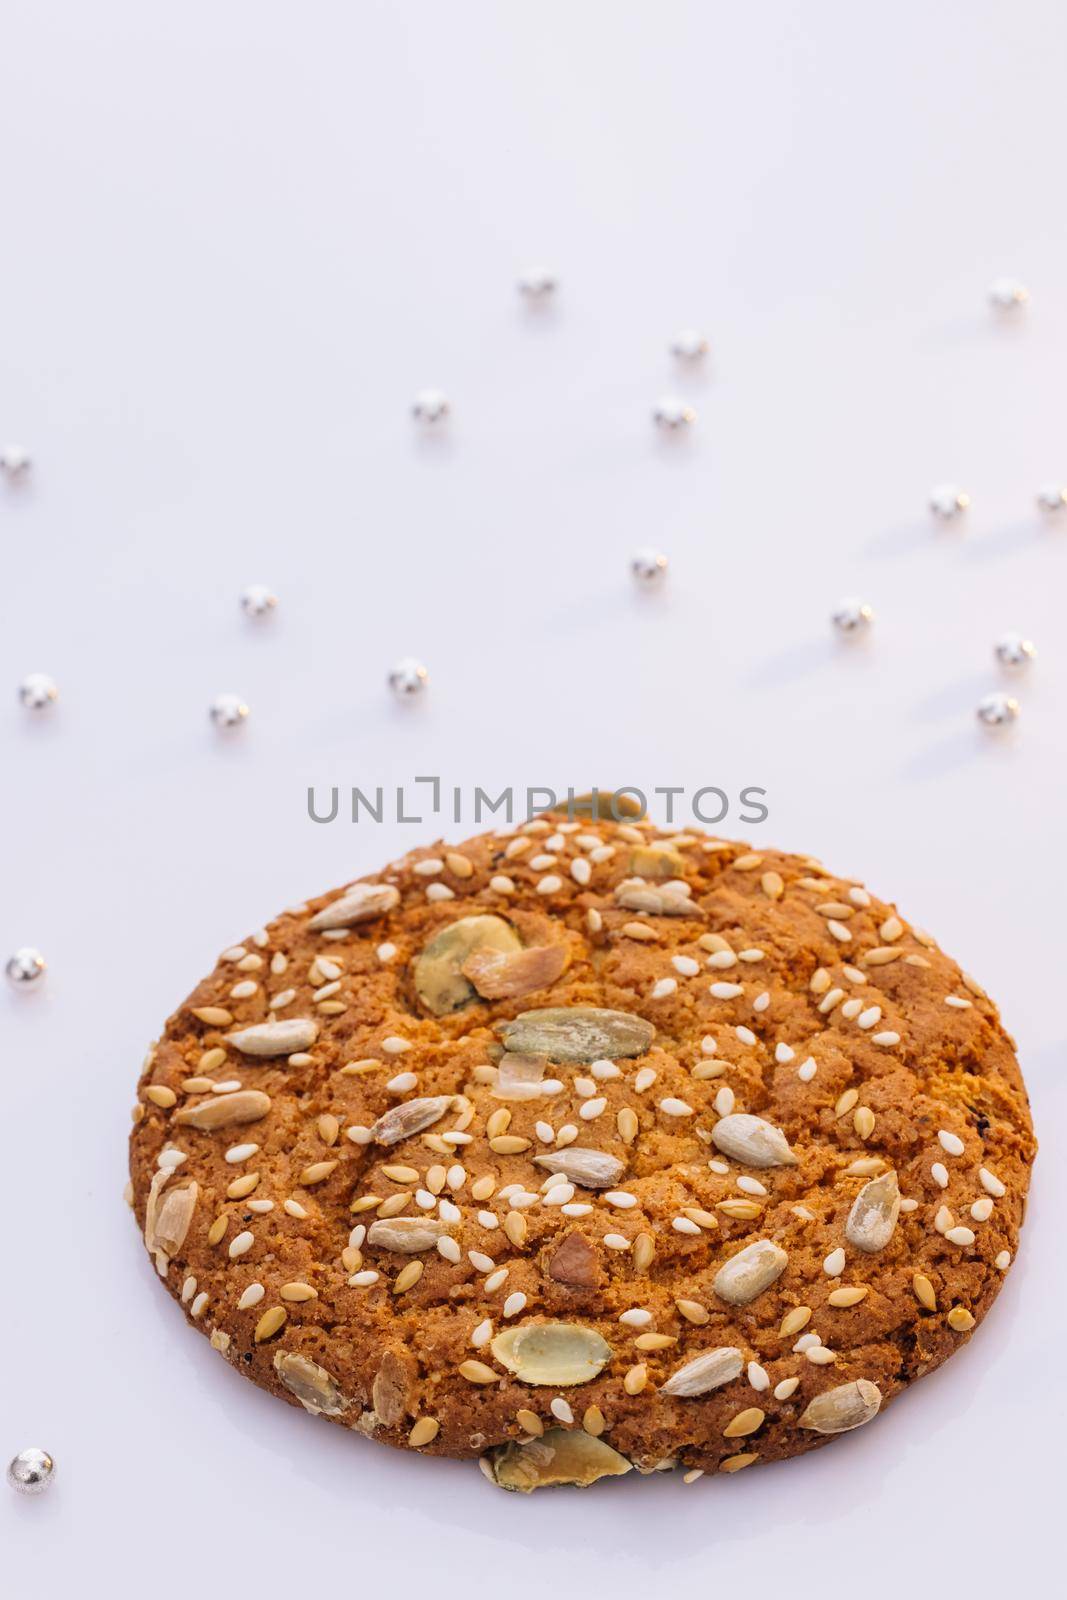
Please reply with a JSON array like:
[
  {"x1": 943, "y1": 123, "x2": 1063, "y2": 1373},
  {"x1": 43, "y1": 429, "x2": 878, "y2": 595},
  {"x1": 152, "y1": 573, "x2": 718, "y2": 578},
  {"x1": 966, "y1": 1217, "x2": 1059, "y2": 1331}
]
[{"x1": 129, "y1": 813, "x2": 1035, "y2": 1489}]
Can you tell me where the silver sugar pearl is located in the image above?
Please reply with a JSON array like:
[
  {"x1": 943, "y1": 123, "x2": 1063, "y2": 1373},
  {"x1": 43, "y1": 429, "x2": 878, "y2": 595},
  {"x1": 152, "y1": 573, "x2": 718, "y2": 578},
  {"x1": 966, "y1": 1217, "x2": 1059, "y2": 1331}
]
[
  {"x1": 6, "y1": 1448, "x2": 54, "y2": 1495},
  {"x1": 653, "y1": 395, "x2": 696, "y2": 430},
  {"x1": 1, "y1": 443, "x2": 32, "y2": 478},
  {"x1": 209, "y1": 693, "x2": 249, "y2": 728},
  {"x1": 929, "y1": 483, "x2": 970, "y2": 520},
  {"x1": 1036, "y1": 483, "x2": 1066, "y2": 514},
  {"x1": 994, "y1": 632, "x2": 1036, "y2": 668},
  {"x1": 977, "y1": 691, "x2": 1019, "y2": 727},
  {"x1": 987, "y1": 277, "x2": 1029, "y2": 311},
  {"x1": 5, "y1": 947, "x2": 46, "y2": 988},
  {"x1": 517, "y1": 267, "x2": 558, "y2": 299},
  {"x1": 240, "y1": 584, "x2": 277, "y2": 618},
  {"x1": 387, "y1": 657, "x2": 429, "y2": 697},
  {"x1": 831, "y1": 596, "x2": 874, "y2": 634},
  {"x1": 670, "y1": 328, "x2": 709, "y2": 360},
  {"x1": 631, "y1": 547, "x2": 669, "y2": 586},
  {"x1": 17, "y1": 672, "x2": 58, "y2": 710},
  {"x1": 412, "y1": 389, "x2": 449, "y2": 424}
]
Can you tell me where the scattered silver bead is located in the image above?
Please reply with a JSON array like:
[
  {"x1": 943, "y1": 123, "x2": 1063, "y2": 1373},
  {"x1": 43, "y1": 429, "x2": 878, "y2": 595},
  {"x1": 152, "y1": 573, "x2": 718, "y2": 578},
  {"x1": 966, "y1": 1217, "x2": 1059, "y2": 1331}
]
[
  {"x1": 977, "y1": 691, "x2": 1019, "y2": 728},
  {"x1": 929, "y1": 483, "x2": 969, "y2": 521},
  {"x1": 670, "y1": 328, "x2": 709, "y2": 360},
  {"x1": 0, "y1": 443, "x2": 32, "y2": 478},
  {"x1": 994, "y1": 632, "x2": 1036, "y2": 669},
  {"x1": 831, "y1": 596, "x2": 874, "y2": 634},
  {"x1": 1036, "y1": 483, "x2": 1066, "y2": 514},
  {"x1": 653, "y1": 396, "x2": 696, "y2": 430},
  {"x1": 240, "y1": 584, "x2": 277, "y2": 618},
  {"x1": 387, "y1": 657, "x2": 429, "y2": 698},
  {"x1": 412, "y1": 389, "x2": 449, "y2": 424},
  {"x1": 987, "y1": 277, "x2": 1028, "y2": 311},
  {"x1": 209, "y1": 693, "x2": 249, "y2": 728},
  {"x1": 517, "y1": 267, "x2": 557, "y2": 300},
  {"x1": 631, "y1": 548, "x2": 669, "y2": 586},
  {"x1": 6, "y1": 1448, "x2": 54, "y2": 1495},
  {"x1": 5, "y1": 948, "x2": 46, "y2": 988},
  {"x1": 17, "y1": 672, "x2": 58, "y2": 711}
]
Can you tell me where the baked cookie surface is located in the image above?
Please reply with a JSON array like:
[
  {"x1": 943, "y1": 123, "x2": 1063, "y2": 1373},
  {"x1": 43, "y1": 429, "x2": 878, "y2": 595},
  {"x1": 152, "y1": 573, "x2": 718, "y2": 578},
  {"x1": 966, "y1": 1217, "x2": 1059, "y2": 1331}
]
[{"x1": 129, "y1": 812, "x2": 1035, "y2": 1489}]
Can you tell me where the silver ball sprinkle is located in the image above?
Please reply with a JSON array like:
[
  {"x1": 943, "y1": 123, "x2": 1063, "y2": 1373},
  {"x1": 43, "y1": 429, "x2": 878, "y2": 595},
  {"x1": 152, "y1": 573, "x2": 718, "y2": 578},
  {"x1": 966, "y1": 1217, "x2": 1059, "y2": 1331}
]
[
  {"x1": 517, "y1": 267, "x2": 558, "y2": 300},
  {"x1": 831, "y1": 596, "x2": 874, "y2": 634},
  {"x1": 977, "y1": 691, "x2": 1019, "y2": 728},
  {"x1": 994, "y1": 632, "x2": 1036, "y2": 668},
  {"x1": 653, "y1": 395, "x2": 696, "y2": 430},
  {"x1": 239, "y1": 584, "x2": 277, "y2": 618},
  {"x1": 387, "y1": 657, "x2": 429, "y2": 698},
  {"x1": 5, "y1": 947, "x2": 46, "y2": 988},
  {"x1": 6, "y1": 1448, "x2": 54, "y2": 1495},
  {"x1": 669, "y1": 328, "x2": 709, "y2": 360},
  {"x1": 630, "y1": 547, "x2": 669, "y2": 586},
  {"x1": 412, "y1": 389, "x2": 449, "y2": 424},
  {"x1": 987, "y1": 277, "x2": 1029, "y2": 311},
  {"x1": 1036, "y1": 483, "x2": 1066, "y2": 515},
  {"x1": 0, "y1": 443, "x2": 32, "y2": 479},
  {"x1": 209, "y1": 693, "x2": 249, "y2": 728},
  {"x1": 929, "y1": 483, "x2": 970, "y2": 521},
  {"x1": 17, "y1": 672, "x2": 58, "y2": 711}
]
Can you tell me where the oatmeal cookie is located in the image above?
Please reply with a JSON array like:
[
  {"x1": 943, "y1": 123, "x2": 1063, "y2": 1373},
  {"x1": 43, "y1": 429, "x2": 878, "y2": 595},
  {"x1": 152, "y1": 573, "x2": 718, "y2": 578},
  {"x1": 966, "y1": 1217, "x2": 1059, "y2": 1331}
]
[{"x1": 129, "y1": 809, "x2": 1035, "y2": 1489}]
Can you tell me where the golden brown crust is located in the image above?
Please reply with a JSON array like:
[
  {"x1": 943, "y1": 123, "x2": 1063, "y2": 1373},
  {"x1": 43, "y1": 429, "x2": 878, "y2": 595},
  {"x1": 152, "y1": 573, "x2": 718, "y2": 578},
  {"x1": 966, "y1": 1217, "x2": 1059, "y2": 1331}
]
[{"x1": 128, "y1": 816, "x2": 1035, "y2": 1483}]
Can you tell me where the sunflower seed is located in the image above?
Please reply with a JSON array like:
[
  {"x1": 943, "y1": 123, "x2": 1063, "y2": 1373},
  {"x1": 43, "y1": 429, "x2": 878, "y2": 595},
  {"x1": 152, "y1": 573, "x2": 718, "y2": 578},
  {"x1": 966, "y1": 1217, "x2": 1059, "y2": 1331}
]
[
  {"x1": 845, "y1": 1169, "x2": 900, "y2": 1252},
  {"x1": 661, "y1": 1345, "x2": 743, "y2": 1397},
  {"x1": 533, "y1": 1148, "x2": 625, "y2": 1190},
  {"x1": 226, "y1": 1019, "x2": 318, "y2": 1057},
  {"x1": 713, "y1": 1238, "x2": 788, "y2": 1306},
  {"x1": 308, "y1": 882, "x2": 400, "y2": 930},
  {"x1": 798, "y1": 1378, "x2": 882, "y2": 1433},
  {"x1": 710, "y1": 1113, "x2": 797, "y2": 1169},
  {"x1": 174, "y1": 1089, "x2": 271, "y2": 1130},
  {"x1": 367, "y1": 1216, "x2": 455, "y2": 1252},
  {"x1": 369, "y1": 1095, "x2": 452, "y2": 1145}
]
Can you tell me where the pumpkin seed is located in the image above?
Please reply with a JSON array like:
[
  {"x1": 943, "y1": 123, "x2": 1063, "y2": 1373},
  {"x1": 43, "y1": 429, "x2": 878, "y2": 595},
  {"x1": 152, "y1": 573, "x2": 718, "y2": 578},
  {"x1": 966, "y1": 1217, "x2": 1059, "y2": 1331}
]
[
  {"x1": 845, "y1": 1170, "x2": 900, "y2": 1253},
  {"x1": 533, "y1": 1148, "x2": 625, "y2": 1190},
  {"x1": 798, "y1": 1378, "x2": 882, "y2": 1433},
  {"x1": 273, "y1": 1351, "x2": 349, "y2": 1415},
  {"x1": 225, "y1": 1018, "x2": 318, "y2": 1057},
  {"x1": 661, "y1": 1345, "x2": 743, "y2": 1397},
  {"x1": 567, "y1": 790, "x2": 644, "y2": 820},
  {"x1": 174, "y1": 1089, "x2": 271, "y2": 1130},
  {"x1": 414, "y1": 915, "x2": 521, "y2": 1014},
  {"x1": 713, "y1": 1238, "x2": 788, "y2": 1306},
  {"x1": 710, "y1": 1113, "x2": 798, "y2": 1169},
  {"x1": 498, "y1": 1007, "x2": 654, "y2": 1063},
  {"x1": 490, "y1": 1322, "x2": 612, "y2": 1386},
  {"x1": 368, "y1": 1095, "x2": 452, "y2": 1146},
  {"x1": 490, "y1": 1428, "x2": 632, "y2": 1491},
  {"x1": 629, "y1": 844, "x2": 684, "y2": 878},
  {"x1": 308, "y1": 881, "x2": 400, "y2": 931}
]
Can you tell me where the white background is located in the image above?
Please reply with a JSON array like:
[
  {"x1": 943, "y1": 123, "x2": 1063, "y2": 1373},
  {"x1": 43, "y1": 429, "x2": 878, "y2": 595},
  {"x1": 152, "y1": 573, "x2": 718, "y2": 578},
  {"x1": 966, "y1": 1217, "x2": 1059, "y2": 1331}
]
[{"x1": 2, "y1": 2, "x2": 1064, "y2": 1594}]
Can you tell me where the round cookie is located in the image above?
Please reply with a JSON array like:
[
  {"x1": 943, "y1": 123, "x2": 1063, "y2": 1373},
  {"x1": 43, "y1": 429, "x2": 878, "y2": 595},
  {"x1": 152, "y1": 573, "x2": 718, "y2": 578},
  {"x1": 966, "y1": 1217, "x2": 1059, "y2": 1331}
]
[{"x1": 129, "y1": 812, "x2": 1035, "y2": 1489}]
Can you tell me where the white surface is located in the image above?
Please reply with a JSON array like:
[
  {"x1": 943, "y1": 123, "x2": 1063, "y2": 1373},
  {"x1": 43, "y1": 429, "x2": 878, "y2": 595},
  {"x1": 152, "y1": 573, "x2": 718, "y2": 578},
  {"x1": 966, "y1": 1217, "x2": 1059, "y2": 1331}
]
[{"x1": 1, "y1": 2, "x2": 1063, "y2": 1593}]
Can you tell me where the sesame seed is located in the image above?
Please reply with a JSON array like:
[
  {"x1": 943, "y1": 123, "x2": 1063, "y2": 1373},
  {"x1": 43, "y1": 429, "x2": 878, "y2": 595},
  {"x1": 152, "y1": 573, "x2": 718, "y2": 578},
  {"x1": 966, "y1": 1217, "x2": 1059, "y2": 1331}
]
[
  {"x1": 672, "y1": 956, "x2": 700, "y2": 977},
  {"x1": 605, "y1": 1190, "x2": 637, "y2": 1208},
  {"x1": 773, "y1": 1376, "x2": 800, "y2": 1400},
  {"x1": 604, "y1": 1233, "x2": 630, "y2": 1250},
  {"x1": 871, "y1": 1031, "x2": 900, "y2": 1047},
  {"x1": 634, "y1": 1067, "x2": 657, "y2": 1091},
  {"x1": 798, "y1": 1057, "x2": 817, "y2": 1082},
  {"x1": 947, "y1": 1306, "x2": 975, "y2": 1332},
  {"x1": 945, "y1": 1226, "x2": 976, "y2": 1247},
  {"x1": 503, "y1": 1292, "x2": 527, "y2": 1318},
  {"x1": 228, "y1": 1230, "x2": 254, "y2": 1259},
  {"x1": 224, "y1": 1142, "x2": 259, "y2": 1164},
  {"x1": 707, "y1": 950, "x2": 738, "y2": 969},
  {"x1": 980, "y1": 1167, "x2": 1006, "y2": 1197},
  {"x1": 931, "y1": 1162, "x2": 949, "y2": 1188},
  {"x1": 619, "y1": 1308, "x2": 653, "y2": 1326},
  {"x1": 735, "y1": 1025, "x2": 757, "y2": 1046},
  {"x1": 659, "y1": 1096, "x2": 693, "y2": 1117},
  {"x1": 752, "y1": 992, "x2": 770, "y2": 1013},
  {"x1": 970, "y1": 1196, "x2": 994, "y2": 1222},
  {"x1": 484, "y1": 1268, "x2": 509, "y2": 1291},
  {"x1": 672, "y1": 1217, "x2": 702, "y2": 1235},
  {"x1": 710, "y1": 982, "x2": 743, "y2": 999},
  {"x1": 857, "y1": 1006, "x2": 882, "y2": 1029},
  {"x1": 551, "y1": 1397, "x2": 574, "y2": 1423},
  {"x1": 824, "y1": 1247, "x2": 846, "y2": 1276},
  {"x1": 579, "y1": 1097, "x2": 607, "y2": 1121},
  {"x1": 945, "y1": 995, "x2": 972, "y2": 1009},
  {"x1": 386, "y1": 1071, "x2": 418, "y2": 1093},
  {"x1": 713, "y1": 1086, "x2": 735, "y2": 1116},
  {"x1": 775, "y1": 1042, "x2": 795, "y2": 1063},
  {"x1": 938, "y1": 1129, "x2": 965, "y2": 1157},
  {"x1": 350, "y1": 1270, "x2": 379, "y2": 1286},
  {"x1": 747, "y1": 1362, "x2": 770, "y2": 1391},
  {"x1": 995, "y1": 1250, "x2": 1011, "y2": 1270}
]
